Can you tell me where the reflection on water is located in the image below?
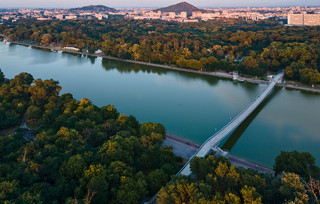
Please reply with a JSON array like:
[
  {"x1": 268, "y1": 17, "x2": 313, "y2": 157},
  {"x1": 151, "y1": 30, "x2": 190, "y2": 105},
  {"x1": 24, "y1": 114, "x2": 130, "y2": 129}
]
[
  {"x1": 1, "y1": 42, "x2": 320, "y2": 167},
  {"x1": 88, "y1": 56, "x2": 97, "y2": 65},
  {"x1": 101, "y1": 58, "x2": 264, "y2": 93}
]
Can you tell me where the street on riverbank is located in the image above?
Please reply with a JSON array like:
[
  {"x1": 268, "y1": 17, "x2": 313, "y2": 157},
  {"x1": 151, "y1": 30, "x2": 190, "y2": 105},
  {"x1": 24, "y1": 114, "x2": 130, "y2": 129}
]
[
  {"x1": 163, "y1": 133, "x2": 274, "y2": 174},
  {"x1": 3, "y1": 39, "x2": 320, "y2": 94},
  {"x1": 162, "y1": 133, "x2": 199, "y2": 160}
]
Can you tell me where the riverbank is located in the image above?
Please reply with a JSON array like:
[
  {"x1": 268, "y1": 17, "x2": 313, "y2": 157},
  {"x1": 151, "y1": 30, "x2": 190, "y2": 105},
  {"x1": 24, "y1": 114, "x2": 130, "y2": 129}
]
[
  {"x1": 163, "y1": 133, "x2": 274, "y2": 174},
  {"x1": 6, "y1": 40, "x2": 264, "y2": 83},
  {"x1": 278, "y1": 83, "x2": 320, "y2": 94},
  {"x1": 3, "y1": 39, "x2": 320, "y2": 94}
]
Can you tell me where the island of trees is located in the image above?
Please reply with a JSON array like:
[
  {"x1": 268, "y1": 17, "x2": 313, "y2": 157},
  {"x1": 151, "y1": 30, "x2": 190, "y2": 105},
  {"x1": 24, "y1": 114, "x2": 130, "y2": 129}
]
[
  {"x1": 0, "y1": 17, "x2": 320, "y2": 85},
  {"x1": 1, "y1": 70, "x2": 320, "y2": 203}
]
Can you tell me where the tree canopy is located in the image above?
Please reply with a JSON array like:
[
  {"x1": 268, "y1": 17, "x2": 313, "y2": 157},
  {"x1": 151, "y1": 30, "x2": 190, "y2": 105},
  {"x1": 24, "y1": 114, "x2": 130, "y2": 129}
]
[
  {"x1": 0, "y1": 72, "x2": 182, "y2": 203},
  {"x1": 1, "y1": 71, "x2": 320, "y2": 203},
  {"x1": 1, "y1": 18, "x2": 320, "y2": 84},
  {"x1": 158, "y1": 154, "x2": 320, "y2": 203}
]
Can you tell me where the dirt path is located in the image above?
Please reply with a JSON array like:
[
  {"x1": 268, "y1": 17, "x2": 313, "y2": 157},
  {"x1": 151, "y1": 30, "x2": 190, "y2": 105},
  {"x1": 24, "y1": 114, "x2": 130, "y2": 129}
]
[
  {"x1": 19, "y1": 114, "x2": 30, "y2": 129},
  {"x1": 0, "y1": 113, "x2": 29, "y2": 136}
]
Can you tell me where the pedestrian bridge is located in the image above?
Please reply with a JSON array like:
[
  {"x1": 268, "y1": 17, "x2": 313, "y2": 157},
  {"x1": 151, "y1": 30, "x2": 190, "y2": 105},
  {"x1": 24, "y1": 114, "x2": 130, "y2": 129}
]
[{"x1": 178, "y1": 72, "x2": 284, "y2": 176}]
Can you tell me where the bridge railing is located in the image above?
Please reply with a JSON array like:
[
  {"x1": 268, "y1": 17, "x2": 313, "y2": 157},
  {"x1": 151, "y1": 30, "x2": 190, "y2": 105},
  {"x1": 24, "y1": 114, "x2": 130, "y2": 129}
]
[
  {"x1": 175, "y1": 78, "x2": 278, "y2": 176},
  {"x1": 151, "y1": 74, "x2": 282, "y2": 203}
]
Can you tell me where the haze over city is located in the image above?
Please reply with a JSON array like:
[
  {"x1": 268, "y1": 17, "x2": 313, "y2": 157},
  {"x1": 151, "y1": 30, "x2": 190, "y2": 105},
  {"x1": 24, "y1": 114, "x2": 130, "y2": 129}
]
[{"x1": 0, "y1": 0, "x2": 319, "y2": 8}]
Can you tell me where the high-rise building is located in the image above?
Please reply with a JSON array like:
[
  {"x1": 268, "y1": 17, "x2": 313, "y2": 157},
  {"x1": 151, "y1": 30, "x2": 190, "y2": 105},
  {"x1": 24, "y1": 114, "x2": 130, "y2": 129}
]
[
  {"x1": 288, "y1": 11, "x2": 320, "y2": 26},
  {"x1": 179, "y1": 12, "x2": 187, "y2": 18},
  {"x1": 168, "y1": 12, "x2": 176, "y2": 18},
  {"x1": 192, "y1": 11, "x2": 202, "y2": 18}
]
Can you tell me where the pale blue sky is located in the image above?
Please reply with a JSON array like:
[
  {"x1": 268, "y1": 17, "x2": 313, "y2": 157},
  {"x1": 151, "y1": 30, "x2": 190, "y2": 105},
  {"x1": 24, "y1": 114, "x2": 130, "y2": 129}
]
[{"x1": 0, "y1": 0, "x2": 319, "y2": 8}]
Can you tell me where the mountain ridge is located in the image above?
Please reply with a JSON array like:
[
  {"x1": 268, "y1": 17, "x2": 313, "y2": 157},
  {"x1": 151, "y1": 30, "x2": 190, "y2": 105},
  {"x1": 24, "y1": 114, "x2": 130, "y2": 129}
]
[
  {"x1": 154, "y1": 2, "x2": 204, "y2": 15},
  {"x1": 70, "y1": 5, "x2": 117, "y2": 12}
]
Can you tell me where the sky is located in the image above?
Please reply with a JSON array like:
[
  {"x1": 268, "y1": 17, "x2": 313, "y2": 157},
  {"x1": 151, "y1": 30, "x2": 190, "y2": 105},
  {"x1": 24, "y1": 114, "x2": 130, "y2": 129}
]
[{"x1": 0, "y1": 0, "x2": 319, "y2": 9}]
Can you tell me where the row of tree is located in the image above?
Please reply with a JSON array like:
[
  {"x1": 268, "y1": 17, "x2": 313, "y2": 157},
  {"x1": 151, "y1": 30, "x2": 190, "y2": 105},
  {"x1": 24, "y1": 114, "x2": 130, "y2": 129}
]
[{"x1": 1, "y1": 17, "x2": 320, "y2": 84}]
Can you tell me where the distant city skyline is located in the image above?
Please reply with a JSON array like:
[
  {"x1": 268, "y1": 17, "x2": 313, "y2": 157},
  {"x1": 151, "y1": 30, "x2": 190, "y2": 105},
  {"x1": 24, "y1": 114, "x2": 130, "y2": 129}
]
[{"x1": 0, "y1": 0, "x2": 319, "y2": 9}]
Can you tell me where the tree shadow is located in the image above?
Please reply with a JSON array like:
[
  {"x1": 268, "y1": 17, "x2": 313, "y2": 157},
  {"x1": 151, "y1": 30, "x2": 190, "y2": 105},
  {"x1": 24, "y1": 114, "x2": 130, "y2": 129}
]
[{"x1": 101, "y1": 58, "x2": 224, "y2": 86}]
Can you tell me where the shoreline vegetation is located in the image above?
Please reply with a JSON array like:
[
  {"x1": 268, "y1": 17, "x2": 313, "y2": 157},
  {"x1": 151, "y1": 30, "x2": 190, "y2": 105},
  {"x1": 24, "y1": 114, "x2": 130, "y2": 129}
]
[
  {"x1": 1, "y1": 34, "x2": 320, "y2": 94},
  {"x1": 1, "y1": 18, "x2": 320, "y2": 90},
  {"x1": 0, "y1": 71, "x2": 184, "y2": 203},
  {"x1": 0, "y1": 35, "x2": 281, "y2": 172},
  {"x1": 0, "y1": 70, "x2": 276, "y2": 175},
  {"x1": 2, "y1": 71, "x2": 320, "y2": 203}
]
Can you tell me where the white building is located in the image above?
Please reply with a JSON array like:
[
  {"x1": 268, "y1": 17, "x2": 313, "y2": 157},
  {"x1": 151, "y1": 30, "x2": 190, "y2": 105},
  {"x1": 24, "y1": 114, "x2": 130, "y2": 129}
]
[{"x1": 65, "y1": 15, "x2": 77, "y2": 20}]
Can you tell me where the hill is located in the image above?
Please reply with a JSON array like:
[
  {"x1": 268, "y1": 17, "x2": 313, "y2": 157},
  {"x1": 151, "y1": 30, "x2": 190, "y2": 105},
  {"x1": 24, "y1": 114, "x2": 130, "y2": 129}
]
[
  {"x1": 154, "y1": 2, "x2": 204, "y2": 15},
  {"x1": 70, "y1": 5, "x2": 117, "y2": 12}
]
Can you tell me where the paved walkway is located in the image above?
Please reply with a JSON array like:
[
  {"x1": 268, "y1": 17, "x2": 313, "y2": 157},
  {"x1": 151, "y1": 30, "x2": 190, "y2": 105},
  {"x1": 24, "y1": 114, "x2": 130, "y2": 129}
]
[{"x1": 178, "y1": 73, "x2": 283, "y2": 176}]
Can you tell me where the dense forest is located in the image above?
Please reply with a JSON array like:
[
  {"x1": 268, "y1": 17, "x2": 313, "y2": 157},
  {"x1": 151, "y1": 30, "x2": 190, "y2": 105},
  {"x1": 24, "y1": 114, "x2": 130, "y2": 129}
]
[
  {"x1": 0, "y1": 17, "x2": 320, "y2": 84},
  {"x1": 0, "y1": 70, "x2": 182, "y2": 203},
  {"x1": 1, "y1": 70, "x2": 320, "y2": 203},
  {"x1": 158, "y1": 152, "x2": 320, "y2": 203}
]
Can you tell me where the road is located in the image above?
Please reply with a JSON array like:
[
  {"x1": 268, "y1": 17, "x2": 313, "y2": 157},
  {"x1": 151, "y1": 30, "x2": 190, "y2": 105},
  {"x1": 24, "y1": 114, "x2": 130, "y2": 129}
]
[
  {"x1": 162, "y1": 134, "x2": 199, "y2": 159},
  {"x1": 5, "y1": 40, "x2": 268, "y2": 85},
  {"x1": 277, "y1": 83, "x2": 320, "y2": 94},
  {"x1": 227, "y1": 155, "x2": 274, "y2": 174},
  {"x1": 4, "y1": 36, "x2": 320, "y2": 94},
  {"x1": 5, "y1": 39, "x2": 320, "y2": 94},
  {"x1": 178, "y1": 73, "x2": 283, "y2": 176}
]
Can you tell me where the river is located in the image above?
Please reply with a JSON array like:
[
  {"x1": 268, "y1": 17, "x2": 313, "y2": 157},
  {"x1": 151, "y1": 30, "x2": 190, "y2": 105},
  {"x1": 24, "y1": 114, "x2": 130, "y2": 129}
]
[{"x1": 1, "y1": 42, "x2": 320, "y2": 167}]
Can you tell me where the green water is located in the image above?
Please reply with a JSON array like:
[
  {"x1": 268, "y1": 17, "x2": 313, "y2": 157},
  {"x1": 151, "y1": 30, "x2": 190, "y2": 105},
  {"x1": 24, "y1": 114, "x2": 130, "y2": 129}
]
[{"x1": 1, "y1": 43, "x2": 320, "y2": 167}]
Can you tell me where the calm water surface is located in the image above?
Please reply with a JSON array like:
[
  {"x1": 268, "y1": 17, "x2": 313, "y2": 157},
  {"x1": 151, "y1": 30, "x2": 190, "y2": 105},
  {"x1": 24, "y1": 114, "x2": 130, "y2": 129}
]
[{"x1": 1, "y1": 43, "x2": 320, "y2": 167}]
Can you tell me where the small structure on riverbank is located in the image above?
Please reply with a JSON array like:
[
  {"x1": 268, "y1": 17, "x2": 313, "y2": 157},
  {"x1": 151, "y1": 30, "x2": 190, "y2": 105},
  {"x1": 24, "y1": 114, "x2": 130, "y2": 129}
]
[
  {"x1": 95, "y1": 49, "x2": 103, "y2": 54},
  {"x1": 267, "y1": 75, "x2": 274, "y2": 81},
  {"x1": 233, "y1": 71, "x2": 239, "y2": 81}
]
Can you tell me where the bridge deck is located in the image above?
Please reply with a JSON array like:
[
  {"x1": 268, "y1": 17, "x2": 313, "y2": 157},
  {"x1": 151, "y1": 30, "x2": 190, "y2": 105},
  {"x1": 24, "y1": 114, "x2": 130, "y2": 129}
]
[{"x1": 179, "y1": 73, "x2": 283, "y2": 176}]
